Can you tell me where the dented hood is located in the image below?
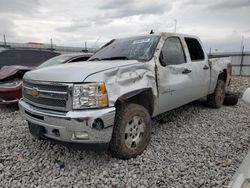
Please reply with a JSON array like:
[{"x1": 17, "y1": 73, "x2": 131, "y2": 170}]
[
  {"x1": 0, "y1": 65, "x2": 34, "y2": 80},
  {"x1": 24, "y1": 60, "x2": 141, "y2": 82}
]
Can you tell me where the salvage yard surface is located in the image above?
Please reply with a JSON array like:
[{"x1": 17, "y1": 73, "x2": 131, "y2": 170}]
[{"x1": 0, "y1": 76, "x2": 249, "y2": 188}]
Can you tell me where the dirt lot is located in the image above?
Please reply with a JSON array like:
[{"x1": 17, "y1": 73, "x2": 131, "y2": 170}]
[{"x1": 0, "y1": 76, "x2": 249, "y2": 188}]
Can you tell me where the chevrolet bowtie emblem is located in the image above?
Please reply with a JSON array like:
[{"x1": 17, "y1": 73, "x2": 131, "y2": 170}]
[{"x1": 31, "y1": 88, "x2": 39, "y2": 97}]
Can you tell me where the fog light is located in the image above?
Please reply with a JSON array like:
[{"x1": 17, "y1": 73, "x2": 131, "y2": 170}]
[
  {"x1": 74, "y1": 132, "x2": 89, "y2": 140},
  {"x1": 92, "y1": 119, "x2": 104, "y2": 130}
]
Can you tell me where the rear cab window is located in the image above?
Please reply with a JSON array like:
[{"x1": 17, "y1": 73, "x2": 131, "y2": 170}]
[{"x1": 184, "y1": 38, "x2": 205, "y2": 61}]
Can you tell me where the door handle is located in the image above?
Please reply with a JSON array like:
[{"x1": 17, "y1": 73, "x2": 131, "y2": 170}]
[
  {"x1": 182, "y1": 68, "x2": 192, "y2": 74},
  {"x1": 203, "y1": 65, "x2": 210, "y2": 70}
]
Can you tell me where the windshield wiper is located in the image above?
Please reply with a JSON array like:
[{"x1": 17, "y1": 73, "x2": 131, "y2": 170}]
[
  {"x1": 101, "y1": 56, "x2": 130, "y2": 60},
  {"x1": 89, "y1": 56, "x2": 130, "y2": 61},
  {"x1": 88, "y1": 57, "x2": 102, "y2": 61}
]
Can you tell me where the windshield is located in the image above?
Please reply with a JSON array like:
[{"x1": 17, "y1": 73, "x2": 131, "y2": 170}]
[
  {"x1": 38, "y1": 54, "x2": 75, "y2": 68},
  {"x1": 89, "y1": 35, "x2": 160, "y2": 62}
]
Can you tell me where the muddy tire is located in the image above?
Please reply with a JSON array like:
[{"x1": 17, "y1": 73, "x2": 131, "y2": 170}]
[
  {"x1": 109, "y1": 103, "x2": 151, "y2": 159},
  {"x1": 223, "y1": 93, "x2": 239, "y2": 106},
  {"x1": 207, "y1": 79, "x2": 226, "y2": 108}
]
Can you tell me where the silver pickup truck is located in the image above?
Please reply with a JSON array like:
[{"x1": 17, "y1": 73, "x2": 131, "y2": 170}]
[{"x1": 19, "y1": 32, "x2": 232, "y2": 159}]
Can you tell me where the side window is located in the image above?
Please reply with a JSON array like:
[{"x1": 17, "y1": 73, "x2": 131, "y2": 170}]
[
  {"x1": 184, "y1": 38, "x2": 204, "y2": 61},
  {"x1": 70, "y1": 56, "x2": 90, "y2": 62},
  {"x1": 160, "y1": 37, "x2": 186, "y2": 66}
]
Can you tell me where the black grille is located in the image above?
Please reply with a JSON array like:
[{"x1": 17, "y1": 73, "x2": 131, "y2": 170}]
[
  {"x1": 23, "y1": 81, "x2": 67, "y2": 92},
  {"x1": 24, "y1": 93, "x2": 66, "y2": 107}
]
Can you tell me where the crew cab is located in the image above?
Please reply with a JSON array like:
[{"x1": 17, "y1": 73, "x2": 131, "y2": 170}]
[{"x1": 19, "y1": 32, "x2": 232, "y2": 159}]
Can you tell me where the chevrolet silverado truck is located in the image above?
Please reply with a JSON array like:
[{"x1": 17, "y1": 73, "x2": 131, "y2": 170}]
[{"x1": 19, "y1": 32, "x2": 232, "y2": 159}]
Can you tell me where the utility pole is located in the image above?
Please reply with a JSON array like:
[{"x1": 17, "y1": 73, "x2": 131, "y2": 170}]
[
  {"x1": 94, "y1": 36, "x2": 101, "y2": 48},
  {"x1": 3, "y1": 34, "x2": 6, "y2": 46},
  {"x1": 240, "y1": 36, "x2": 244, "y2": 76},
  {"x1": 85, "y1": 41, "x2": 87, "y2": 51},
  {"x1": 174, "y1": 19, "x2": 177, "y2": 33},
  {"x1": 50, "y1": 38, "x2": 53, "y2": 50},
  {"x1": 240, "y1": 36, "x2": 244, "y2": 51}
]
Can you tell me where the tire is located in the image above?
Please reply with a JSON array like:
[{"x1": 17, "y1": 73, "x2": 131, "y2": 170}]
[
  {"x1": 28, "y1": 122, "x2": 45, "y2": 139},
  {"x1": 223, "y1": 93, "x2": 239, "y2": 106},
  {"x1": 109, "y1": 103, "x2": 152, "y2": 159},
  {"x1": 207, "y1": 79, "x2": 226, "y2": 108}
]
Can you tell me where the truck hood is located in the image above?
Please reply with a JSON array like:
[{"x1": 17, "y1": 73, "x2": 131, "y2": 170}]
[
  {"x1": 0, "y1": 65, "x2": 34, "y2": 80},
  {"x1": 24, "y1": 60, "x2": 141, "y2": 83}
]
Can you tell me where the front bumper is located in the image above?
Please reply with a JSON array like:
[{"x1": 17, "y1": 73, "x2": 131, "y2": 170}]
[
  {"x1": 0, "y1": 98, "x2": 19, "y2": 105},
  {"x1": 19, "y1": 99, "x2": 116, "y2": 144}
]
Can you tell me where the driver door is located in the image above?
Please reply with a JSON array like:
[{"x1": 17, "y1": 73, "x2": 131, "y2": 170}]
[{"x1": 156, "y1": 36, "x2": 199, "y2": 114}]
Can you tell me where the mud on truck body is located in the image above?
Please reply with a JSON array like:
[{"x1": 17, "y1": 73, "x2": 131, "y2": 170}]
[{"x1": 19, "y1": 32, "x2": 232, "y2": 159}]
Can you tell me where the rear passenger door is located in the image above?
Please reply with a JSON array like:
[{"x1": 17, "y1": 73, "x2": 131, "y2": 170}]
[
  {"x1": 157, "y1": 36, "x2": 198, "y2": 114},
  {"x1": 184, "y1": 37, "x2": 210, "y2": 97}
]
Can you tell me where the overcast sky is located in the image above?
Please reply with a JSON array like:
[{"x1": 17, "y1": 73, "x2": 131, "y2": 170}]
[{"x1": 0, "y1": 0, "x2": 250, "y2": 52}]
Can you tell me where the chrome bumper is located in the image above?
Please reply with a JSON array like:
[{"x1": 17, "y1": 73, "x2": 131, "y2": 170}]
[{"x1": 19, "y1": 99, "x2": 116, "y2": 144}]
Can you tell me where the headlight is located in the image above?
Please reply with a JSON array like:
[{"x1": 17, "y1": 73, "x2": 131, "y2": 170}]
[{"x1": 73, "y1": 83, "x2": 108, "y2": 109}]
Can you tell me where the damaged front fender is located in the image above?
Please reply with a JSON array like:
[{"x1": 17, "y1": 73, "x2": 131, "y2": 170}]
[{"x1": 83, "y1": 60, "x2": 158, "y2": 112}]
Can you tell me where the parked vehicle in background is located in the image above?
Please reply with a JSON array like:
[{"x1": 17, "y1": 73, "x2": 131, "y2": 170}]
[
  {"x1": 19, "y1": 32, "x2": 232, "y2": 159},
  {"x1": 38, "y1": 53, "x2": 92, "y2": 69},
  {"x1": 0, "y1": 49, "x2": 59, "y2": 105},
  {"x1": 0, "y1": 51, "x2": 92, "y2": 105}
]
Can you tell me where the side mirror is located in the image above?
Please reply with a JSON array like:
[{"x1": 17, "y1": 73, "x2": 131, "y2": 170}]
[
  {"x1": 242, "y1": 88, "x2": 250, "y2": 106},
  {"x1": 159, "y1": 52, "x2": 167, "y2": 67}
]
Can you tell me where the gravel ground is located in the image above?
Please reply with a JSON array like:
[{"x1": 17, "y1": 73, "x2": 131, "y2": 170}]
[
  {"x1": 0, "y1": 76, "x2": 250, "y2": 188},
  {"x1": 228, "y1": 76, "x2": 250, "y2": 96}
]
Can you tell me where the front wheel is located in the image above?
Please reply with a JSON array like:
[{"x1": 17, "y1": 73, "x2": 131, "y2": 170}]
[
  {"x1": 207, "y1": 79, "x2": 226, "y2": 108},
  {"x1": 109, "y1": 103, "x2": 151, "y2": 159}
]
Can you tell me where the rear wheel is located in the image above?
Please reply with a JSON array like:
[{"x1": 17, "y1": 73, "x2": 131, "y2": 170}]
[
  {"x1": 207, "y1": 79, "x2": 226, "y2": 108},
  {"x1": 109, "y1": 103, "x2": 151, "y2": 159}
]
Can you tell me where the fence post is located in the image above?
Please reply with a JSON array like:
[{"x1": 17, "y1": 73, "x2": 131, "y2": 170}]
[
  {"x1": 3, "y1": 34, "x2": 7, "y2": 46},
  {"x1": 240, "y1": 46, "x2": 244, "y2": 76}
]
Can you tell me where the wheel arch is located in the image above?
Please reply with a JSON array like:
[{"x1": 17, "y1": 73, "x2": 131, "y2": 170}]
[
  {"x1": 115, "y1": 88, "x2": 155, "y2": 117},
  {"x1": 218, "y1": 65, "x2": 232, "y2": 91}
]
